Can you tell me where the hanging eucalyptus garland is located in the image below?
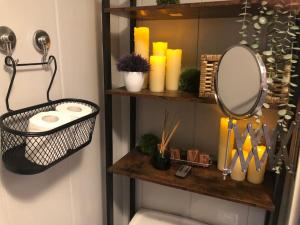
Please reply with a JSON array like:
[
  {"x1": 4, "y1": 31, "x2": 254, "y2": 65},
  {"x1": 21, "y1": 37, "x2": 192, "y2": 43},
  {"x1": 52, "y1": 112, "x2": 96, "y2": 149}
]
[
  {"x1": 238, "y1": 0, "x2": 300, "y2": 129},
  {"x1": 263, "y1": 1, "x2": 299, "y2": 131},
  {"x1": 238, "y1": 0, "x2": 252, "y2": 45},
  {"x1": 251, "y1": 1, "x2": 268, "y2": 52}
]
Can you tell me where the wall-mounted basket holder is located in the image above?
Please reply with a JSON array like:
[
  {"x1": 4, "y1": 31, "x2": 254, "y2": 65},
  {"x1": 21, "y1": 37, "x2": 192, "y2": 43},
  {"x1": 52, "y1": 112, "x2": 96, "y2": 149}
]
[{"x1": 0, "y1": 55, "x2": 100, "y2": 174}]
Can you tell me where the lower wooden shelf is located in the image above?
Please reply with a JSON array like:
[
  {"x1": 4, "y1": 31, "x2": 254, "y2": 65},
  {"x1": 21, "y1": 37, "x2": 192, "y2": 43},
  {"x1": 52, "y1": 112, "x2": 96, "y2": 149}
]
[{"x1": 109, "y1": 151, "x2": 275, "y2": 211}]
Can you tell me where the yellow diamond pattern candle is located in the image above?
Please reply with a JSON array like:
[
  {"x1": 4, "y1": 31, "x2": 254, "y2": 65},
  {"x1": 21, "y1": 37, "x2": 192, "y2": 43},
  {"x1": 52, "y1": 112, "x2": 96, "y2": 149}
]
[
  {"x1": 247, "y1": 146, "x2": 267, "y2": 184},
  {"x1": 231, "y1": 149, "x2": 248, "y2": 182},
  {"x1": 243, "y1": 134, "x2": 252, "y2": 152},
  {"x1": 153, "y1": 42, "x2": 168, "y2": 56},
  {"x1": 149, "y1": 56, "x2": 166, "y2": 92},
  {"x1": 166, "y1": 49, "x2": 182, "y2": 91},
  {"x1": 217, "y1": 117, "x2": 236, "y2": 171}
]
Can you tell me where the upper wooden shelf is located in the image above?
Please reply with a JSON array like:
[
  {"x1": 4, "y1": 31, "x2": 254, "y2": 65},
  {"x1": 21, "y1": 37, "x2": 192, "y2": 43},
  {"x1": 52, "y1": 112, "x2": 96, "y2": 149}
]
[
  {"x1": 104, "y1": 1, "x2": 260, "y2": 20},
  {"x1": 109, "y1": 151, "x2": 275, "y2": 211},
  {"x1": 106, "y1": 87, "x2": 216, "y2": 104},
  {"x1": 106, "y1": 87, "x2": 281, "y2": 110}
]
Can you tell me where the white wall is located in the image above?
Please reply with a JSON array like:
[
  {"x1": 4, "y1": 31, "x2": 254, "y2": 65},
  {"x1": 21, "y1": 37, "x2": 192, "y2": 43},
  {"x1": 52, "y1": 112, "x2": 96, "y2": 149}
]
[
  {"x1": 111, "y1": 1, "x2": 278, "y2": 225},
  {"x1": 0, "y1": 0, "x2": 103, "y2": 225}
]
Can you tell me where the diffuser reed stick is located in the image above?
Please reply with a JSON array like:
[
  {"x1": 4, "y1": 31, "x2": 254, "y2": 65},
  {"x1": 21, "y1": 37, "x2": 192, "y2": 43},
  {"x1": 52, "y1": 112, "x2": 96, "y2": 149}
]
[{"x1": 159, "y1": 111, "x2": 180, "y2": 156}]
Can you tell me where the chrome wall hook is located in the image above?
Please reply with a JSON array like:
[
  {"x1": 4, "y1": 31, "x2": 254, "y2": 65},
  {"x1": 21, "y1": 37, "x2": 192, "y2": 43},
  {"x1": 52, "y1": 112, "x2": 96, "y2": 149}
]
[
  {"x1": 33, "y1": 30, "x2": 50, "y2": 69},
  {"x1": 0, "y1": 26, "x2": 16, "y2": 56}
]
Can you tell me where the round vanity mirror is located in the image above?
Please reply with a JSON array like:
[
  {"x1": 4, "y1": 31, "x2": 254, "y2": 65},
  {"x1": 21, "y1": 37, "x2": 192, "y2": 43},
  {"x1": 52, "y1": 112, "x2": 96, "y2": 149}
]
[{"x1": 215, "y1": 45, "x2": 267, "y2": 119}]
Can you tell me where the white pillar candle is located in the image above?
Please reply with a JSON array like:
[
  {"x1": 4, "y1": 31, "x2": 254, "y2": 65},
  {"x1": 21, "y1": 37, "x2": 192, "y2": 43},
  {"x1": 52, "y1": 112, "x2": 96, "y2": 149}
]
[
  {"x1": 231, "y1": 149, "x2": 248, "y2": 182},
  {"x1": 153, "y1": 42, "x2": 168, "y2": 56},
  {"x1": 217, "y1": 117, "x2": 236, "y2": 171},
  {"x1": 149, "y1": 56, "x2": 166, "y2": 92},
  {"x1": 134, "y1": 27, "x2": 149, "y2": 88},
  {"x1": 166, "y1": 49, "x2": 182, "y2": 91},
  {"x1": 247, "y1": 146, "x2": 267, "y2": 184}
]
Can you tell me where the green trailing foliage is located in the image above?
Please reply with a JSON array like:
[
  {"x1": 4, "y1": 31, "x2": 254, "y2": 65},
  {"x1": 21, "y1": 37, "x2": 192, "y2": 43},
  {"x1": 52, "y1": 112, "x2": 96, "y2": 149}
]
[
  {"x1": 237, "y1": 0, "x2": 300, "y2": 127},
  {"x1": 237, "y1": 1, "x2": 300, "y2": 172},
  {"x1": 138, "y1": 133, "x2": 160, "y2": 155},
  {"x1": 157, "y1": 0, "x2": 179, "y2": 5},
  {"x1": 260, "y1": 2, "x2": 299, "y2": 130},
  {"x1": 179, "y1": 68, "x2": 200, "y2": 93}
]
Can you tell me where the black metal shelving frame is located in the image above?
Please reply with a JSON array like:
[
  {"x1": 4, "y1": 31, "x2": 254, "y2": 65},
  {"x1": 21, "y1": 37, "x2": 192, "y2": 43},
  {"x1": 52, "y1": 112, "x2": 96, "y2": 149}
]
[
  {"x1": 102, "y1": 1, "x2": 138, "y2": 223},
  {"x1": 101, "y1": 1, "x2": 300, "y2": 225}
]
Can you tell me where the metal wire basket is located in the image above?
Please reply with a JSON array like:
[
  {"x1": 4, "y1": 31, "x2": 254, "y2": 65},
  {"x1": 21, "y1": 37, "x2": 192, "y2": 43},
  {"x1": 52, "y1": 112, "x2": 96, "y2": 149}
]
[
  {"x1": 0, "y1": 55, "x2": 100, "y2": 174},
  {"x1": 0, "y1": 98, "x2": 99, "y2": 174}
]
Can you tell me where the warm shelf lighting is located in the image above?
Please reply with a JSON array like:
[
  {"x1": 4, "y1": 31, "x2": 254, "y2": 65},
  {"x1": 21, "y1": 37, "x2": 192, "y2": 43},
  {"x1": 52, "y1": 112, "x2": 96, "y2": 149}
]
[
  {"x1": 168, "y1": 13, "x2": 183, "y2": 17},
  {"x1": 139, "y1": 10, "x2": 148, "y2": 16}
]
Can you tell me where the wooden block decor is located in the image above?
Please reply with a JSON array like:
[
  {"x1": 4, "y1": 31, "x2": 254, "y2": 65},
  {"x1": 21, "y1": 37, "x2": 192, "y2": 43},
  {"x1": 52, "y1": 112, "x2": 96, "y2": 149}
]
[{"x1": 199, "y1": 54, "x2": 221, "y2": 98}]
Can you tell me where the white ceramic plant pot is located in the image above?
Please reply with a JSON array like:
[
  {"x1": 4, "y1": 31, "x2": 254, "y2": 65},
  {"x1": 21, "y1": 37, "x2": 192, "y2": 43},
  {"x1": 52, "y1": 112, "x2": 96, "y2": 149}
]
[{"x1": 124, "y1": 72, "x2": 144, "y2": 92}]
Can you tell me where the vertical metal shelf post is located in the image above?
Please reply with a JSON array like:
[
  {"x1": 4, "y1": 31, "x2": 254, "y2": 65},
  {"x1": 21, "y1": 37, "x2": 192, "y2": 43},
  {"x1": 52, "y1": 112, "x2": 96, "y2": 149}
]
[
  {"x1": 102, "y1": 0, "x2": 113, "y2": 225},
  {"x1": 129, "y1": 0, "x2": 137, "y2": 220}
]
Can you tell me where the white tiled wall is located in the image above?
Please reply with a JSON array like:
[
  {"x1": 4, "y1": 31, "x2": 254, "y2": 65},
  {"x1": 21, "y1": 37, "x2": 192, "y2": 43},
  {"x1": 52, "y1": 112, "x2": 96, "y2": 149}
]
[{"x1": 112, "y1": 1, "x2": 278, "y2": 225}]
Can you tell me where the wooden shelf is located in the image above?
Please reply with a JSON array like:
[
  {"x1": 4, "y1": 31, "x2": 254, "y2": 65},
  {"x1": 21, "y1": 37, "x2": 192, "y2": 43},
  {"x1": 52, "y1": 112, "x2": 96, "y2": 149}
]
[
  {"x1": 105, "y1": 87, "x2": 216, "y2": 104},
  {"x1": 109, "y1": 151, "x2": 275, "y2": 211},
  {"x1": 104, "y1": 1, "x2": 260, "y2": 20},
  {"x1": 106, "y1": 88, "x2": 281, "y2": 110}
]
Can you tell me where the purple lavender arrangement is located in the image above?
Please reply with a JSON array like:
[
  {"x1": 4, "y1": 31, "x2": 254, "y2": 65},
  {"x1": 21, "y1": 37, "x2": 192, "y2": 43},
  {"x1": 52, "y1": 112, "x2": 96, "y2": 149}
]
[{"x1": 117, "y1": 54, "x2": 150, "y2": 73}]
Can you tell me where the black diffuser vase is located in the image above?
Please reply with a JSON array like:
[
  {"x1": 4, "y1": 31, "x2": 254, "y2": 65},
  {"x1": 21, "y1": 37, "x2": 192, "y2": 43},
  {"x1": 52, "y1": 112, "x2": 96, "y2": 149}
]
[{"x1": 152, "y1": 147, "x2": 171, "y2": 170}]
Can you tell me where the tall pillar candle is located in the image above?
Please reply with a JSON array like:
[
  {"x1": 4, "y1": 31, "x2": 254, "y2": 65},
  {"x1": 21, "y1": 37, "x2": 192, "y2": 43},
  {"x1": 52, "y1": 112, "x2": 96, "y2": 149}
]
[
  {"x1": 247, "y1": 146, "x2": 267, "y2": 184},
  {"x1": 149, "y1": 56, "x2": 166, "y2": 92},
  {"x1": 134, "y1": 27, "x2": 150, "y2": 88},
  {"x1": 153, "y1": 42, "x2": 168, "y2": 56},
  {"x1": 166, "y1": 49, "x2": 182, "y2": 91},
  {"x1": 231, "y1": 149, "x2": 248, "y2": 182},
  {"x1": 217, "y1": 117, "x2": 236, "y2": 171},
  {"x1": 134, "y1": 27, "x2": 149, "y2": 60}
]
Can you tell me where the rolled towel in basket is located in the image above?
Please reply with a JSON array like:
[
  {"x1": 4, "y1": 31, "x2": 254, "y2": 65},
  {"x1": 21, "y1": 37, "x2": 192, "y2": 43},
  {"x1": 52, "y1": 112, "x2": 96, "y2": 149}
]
[
  {"x1": 55, "y1": 102, "x2": 92, "y2": 121},
  {"x1": 25, "y1": 111, "x2": 72, "y2": 166},
  {"x1": 56, "y1": 102, "x2": 93, "y2": 148}
]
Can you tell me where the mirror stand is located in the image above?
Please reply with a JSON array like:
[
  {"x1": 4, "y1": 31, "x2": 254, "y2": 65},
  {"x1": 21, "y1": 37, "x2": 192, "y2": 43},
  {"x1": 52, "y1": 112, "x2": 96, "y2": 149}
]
[
  {"x1": 222, "y1": 118, "x2": 234, "y2": 180},
  {"x1": 222, "y1": 112, "x2": 300, "y2": 180}
]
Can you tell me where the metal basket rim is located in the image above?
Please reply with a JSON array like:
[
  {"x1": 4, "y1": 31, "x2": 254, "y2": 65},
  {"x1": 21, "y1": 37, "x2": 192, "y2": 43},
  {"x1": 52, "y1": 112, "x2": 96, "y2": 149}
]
[{"x1": 0, "y1": 98, "x2": 100, "y2": 137}]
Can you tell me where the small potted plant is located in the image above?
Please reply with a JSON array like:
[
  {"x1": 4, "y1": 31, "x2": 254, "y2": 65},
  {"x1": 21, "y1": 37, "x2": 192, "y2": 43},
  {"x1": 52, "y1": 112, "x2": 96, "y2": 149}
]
[
  {"x1": 117, "y1": 54, "x2": 150, "y2": 92},
  {"x1": 138, "y1": 133, "x2": 160, "y2": 155}
]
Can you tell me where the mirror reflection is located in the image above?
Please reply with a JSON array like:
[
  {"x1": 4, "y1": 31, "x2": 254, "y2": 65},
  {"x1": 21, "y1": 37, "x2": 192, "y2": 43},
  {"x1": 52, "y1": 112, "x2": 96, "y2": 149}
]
[{"x1": 216, "y1": 45, "x2": 267, "y2": 119}]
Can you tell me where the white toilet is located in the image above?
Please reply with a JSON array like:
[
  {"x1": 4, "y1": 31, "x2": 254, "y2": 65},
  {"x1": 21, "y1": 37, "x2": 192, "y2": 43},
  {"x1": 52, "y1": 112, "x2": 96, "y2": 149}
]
[{"x1": 129, "y1": 209, "x2": 210, "y2": 225}]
